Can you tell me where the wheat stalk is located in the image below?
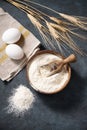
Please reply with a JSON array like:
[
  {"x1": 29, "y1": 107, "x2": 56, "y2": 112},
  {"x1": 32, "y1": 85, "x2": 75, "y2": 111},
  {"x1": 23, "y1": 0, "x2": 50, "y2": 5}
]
[
  {"x1": 58, "y1": 13, "x2": 87, "y2": 30},
  {"x1": 6, "y1": 0, "x2": 87, "y2": 55},
  {"x1": 23, "y1": 0, "x2": 87, "y2": 30}
]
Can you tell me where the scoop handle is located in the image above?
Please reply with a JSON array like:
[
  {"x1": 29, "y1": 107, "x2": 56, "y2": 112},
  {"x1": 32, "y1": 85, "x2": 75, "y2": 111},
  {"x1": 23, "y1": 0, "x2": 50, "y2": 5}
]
[{"x1": 63, "y1": 54, "x2": 76, "y2": 64}]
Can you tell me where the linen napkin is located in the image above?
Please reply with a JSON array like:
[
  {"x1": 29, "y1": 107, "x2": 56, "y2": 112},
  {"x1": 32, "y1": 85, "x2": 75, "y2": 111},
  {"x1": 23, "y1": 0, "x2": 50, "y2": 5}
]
[{"x1": 0, "y1": 8, "x2": 40, "y2": 81}]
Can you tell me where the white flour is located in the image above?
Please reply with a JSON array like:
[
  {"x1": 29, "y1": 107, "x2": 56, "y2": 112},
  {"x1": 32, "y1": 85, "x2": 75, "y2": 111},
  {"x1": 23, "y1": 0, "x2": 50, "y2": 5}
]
[
  {"x1": 7, "y1": 84, "x2": 35, "y2": 115},
  {"x1": 28, "y1": 53, "x2": 69, "y2": 93}
]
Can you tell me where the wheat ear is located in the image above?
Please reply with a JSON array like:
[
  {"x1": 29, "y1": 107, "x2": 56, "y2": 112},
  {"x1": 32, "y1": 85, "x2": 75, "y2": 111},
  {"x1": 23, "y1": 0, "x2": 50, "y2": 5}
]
[{"x1": 6, "y1": 0, "x2": 87, "y2": 55}]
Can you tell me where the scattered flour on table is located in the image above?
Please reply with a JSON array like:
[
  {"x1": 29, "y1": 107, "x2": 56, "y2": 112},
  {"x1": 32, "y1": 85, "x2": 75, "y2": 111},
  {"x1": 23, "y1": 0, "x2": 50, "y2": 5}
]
[{"x1": 7, "y1": 84, "x2": 35, "y2": 116}]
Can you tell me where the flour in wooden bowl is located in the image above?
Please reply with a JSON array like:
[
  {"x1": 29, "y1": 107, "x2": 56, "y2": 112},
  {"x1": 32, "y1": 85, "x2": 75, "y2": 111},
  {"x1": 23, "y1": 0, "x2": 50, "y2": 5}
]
[{"x1": 27, "y1": 51, "x2": 71, "y2": 94}]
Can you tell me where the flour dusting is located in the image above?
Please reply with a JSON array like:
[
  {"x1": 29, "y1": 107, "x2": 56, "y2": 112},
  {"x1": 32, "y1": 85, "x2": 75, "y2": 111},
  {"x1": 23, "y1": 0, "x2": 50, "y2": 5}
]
[{"x1": 7, "y1": 84, "x2": 35, "y2": 115}]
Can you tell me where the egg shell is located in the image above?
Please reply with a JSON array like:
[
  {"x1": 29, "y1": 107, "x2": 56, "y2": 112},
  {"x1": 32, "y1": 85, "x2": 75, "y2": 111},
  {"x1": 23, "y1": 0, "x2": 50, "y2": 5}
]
[
  {"x1": 5, "y1": 44, "x2": 24, "y2": 60},
  {"x1": 2, "y1": 28, "x2": 21, "y2": 44}
]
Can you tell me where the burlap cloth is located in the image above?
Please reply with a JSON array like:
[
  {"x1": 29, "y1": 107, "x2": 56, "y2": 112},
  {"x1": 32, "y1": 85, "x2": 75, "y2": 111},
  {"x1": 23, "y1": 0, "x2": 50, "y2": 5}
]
[{"x1": 0, "y1": 8, "x2": 40, "y2": 81}]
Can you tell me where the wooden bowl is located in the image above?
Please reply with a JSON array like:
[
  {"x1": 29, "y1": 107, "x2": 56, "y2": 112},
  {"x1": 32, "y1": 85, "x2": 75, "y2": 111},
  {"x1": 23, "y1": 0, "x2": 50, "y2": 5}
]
[{"x1": 26, "y1": 50, "x2": 71, "y2": 94}]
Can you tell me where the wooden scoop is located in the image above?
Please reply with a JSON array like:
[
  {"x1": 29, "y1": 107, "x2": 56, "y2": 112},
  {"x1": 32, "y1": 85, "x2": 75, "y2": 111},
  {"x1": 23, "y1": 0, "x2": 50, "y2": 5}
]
[{"x1": 40, "y1": 54, "x2": 76, "y2": 77}]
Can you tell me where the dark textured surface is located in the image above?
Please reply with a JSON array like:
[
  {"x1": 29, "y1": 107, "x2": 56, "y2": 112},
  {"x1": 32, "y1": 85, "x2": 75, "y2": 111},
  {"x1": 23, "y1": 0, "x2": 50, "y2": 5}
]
[{"x1": 0, "y1": 0, "x2": 87, "y2": 130}]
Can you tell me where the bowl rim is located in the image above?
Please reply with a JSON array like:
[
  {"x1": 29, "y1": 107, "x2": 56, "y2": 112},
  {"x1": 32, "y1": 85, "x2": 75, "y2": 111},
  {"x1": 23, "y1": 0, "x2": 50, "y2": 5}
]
[{"x1": 26, "y1": 50, "x2": 71, "y2": 94}]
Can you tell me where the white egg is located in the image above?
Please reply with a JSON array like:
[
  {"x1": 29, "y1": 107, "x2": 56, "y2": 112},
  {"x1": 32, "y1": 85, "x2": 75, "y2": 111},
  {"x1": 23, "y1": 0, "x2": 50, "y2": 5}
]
[
  {"x1": 2, "y1": 28, "x2": 21, "y2": 44},
  {"x1": 5, "y1": 44, "x2": 24, "y2": 60}
]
